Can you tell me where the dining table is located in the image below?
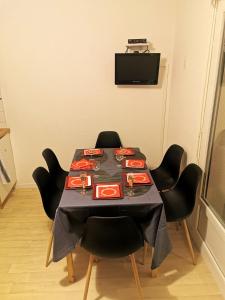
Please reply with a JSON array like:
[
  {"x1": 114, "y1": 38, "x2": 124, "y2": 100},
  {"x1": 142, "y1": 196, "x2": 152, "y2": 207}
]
[{"x1": 52, "y1": 148, "x2": 172, "y2": 282}]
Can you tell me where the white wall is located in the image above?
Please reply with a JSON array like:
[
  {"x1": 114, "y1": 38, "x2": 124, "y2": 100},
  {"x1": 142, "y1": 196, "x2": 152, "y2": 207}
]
[
  {"x1": 0, "y1": 0, "x2": 177, "y2": 186},
  {"x1": 0, "y1": 90, "x2": 7, "y2": 128},
  {"x1": 166, "y1": 0, "x2": 225, "y2": 297},
  {"x1": 165, "y1": 0, "x2": 215, "y2": 164}
]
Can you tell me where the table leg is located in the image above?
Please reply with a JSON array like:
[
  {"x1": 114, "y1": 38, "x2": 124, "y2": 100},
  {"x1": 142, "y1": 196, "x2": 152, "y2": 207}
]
[{"x1": 66, "y1": 253, "x2": 76, "y2": 283}]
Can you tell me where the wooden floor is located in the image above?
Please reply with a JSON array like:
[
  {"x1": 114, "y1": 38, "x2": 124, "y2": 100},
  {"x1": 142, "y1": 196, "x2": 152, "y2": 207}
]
[{"x1": 0, "y1": 188, "x2": 223, "y2": 300}]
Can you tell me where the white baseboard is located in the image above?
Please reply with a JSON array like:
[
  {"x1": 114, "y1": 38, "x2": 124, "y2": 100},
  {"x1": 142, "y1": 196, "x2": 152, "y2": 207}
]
[
  {"x1": 199, "y1": 239, "x2": 225, "y2": 299},
  {"x1": 190, "y1": 211, "x2": 225, "y2": 299}
]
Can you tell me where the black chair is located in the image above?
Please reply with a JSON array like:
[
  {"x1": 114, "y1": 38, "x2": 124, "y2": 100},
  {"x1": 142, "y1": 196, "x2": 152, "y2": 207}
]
[
  {"x1": 150, "y1": 144, "x2": 185, "y2": 191},
  {"x1": 42, "y1": 148, "x2": 68, "y2": 191},
  {"x1": 81, "y1": 216, "x2": 143, "y2": 300},
  {"x1": 95, "y1": 131, "x2": 122, "y2": 148},
  {"x1": 160, "y1": 163, "x2": 202, "y2": 265},
  {"x1": 32, "y1": 166, "x2": 62, "y2": 267}
]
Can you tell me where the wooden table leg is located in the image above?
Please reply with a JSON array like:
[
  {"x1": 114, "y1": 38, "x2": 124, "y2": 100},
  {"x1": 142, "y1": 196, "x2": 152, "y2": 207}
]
[{"x1": 66, "y1": 253, "x2": 76, "y2": 283}]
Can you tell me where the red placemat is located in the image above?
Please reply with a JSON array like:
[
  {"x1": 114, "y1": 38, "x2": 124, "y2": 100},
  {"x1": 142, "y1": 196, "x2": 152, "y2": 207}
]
[
  {"x1": 114, "y1": 148, "x2": 135, "y2": 156},
  {"x1": 122, "y1": 159, "x2": 146, "y2": 169},
  {"x1": 70, "y1": 159, "x2": 96, "y2": 171},
  {"x1": 65, "y1": 175, "x2": 92, "y2": 189},
  {"x1": 83, "y1": 148, "x2": 104, "y2": 156},
  {"x1": 93, "y1": 182, "x2": 123, "y2": 200},
  {"x1": 122, "y1": 172, "x2": 152, "y2": 186}
]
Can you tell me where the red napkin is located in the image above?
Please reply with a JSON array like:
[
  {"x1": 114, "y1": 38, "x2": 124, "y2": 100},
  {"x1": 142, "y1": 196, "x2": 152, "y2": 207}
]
[
  {"x1": 83, "y1": 149, "x2": 103, "y2": 156},
  {"x1": 70, "y1": 159, "x2": 96, "y2": 171},
  {"x1": 114, "y1": 148, "x2": 135, "y2": 156}
]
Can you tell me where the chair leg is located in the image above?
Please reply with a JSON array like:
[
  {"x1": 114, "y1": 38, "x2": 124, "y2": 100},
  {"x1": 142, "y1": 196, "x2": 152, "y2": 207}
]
[
  {"x1": 45, "y1": 230, "x2": 53, "y2": 267},
  {"x1": 66, "y1": 253, "x2": 76, "y2": 283},
  {"x1": 129, "y1": 254, "x2": 143, "y2": 300},
  {"x1": 151, "y1": 268, "x2": 158, "y2": 277},
  {"x1": 94, "y1": 257, "x2": 100, "y2": 263},
  {"x1": 183, "y1": 219, "x2": 196, "y2": 265},
  {"x1": 143, "y1": 241, "x2": 148, "y2": 265},
  {"x1": 83, "y1": 255, "x2": 94, "y2": 300},
  {"x1": 149, "y1": 247, "x2": 159, "y2": 277}
]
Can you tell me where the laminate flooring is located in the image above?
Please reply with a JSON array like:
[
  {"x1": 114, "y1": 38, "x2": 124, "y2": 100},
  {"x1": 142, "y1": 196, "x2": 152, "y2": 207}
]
[{"x1": 0, "y1": 188, "x2": 223, "y2": 300}]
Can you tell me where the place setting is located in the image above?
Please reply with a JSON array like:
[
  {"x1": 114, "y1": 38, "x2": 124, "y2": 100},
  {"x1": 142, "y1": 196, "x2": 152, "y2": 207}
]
[
  {"x1": 75, "y1": 148, "x2": 107, "y2": 168},
  {"x1": 65, "y1": 172, "x2": 93, "y2": 195},
  {"x1": 122, "y1": 158, "x2": 147, "y2": 169},
  {"x1": 65, "y1": 172, "x2": 124, "y2": 199},
  {"x1": 70, "y1": 158, "x2": 100, "y2": 171},
  {"x1": 122, "y1": 171, "x2": 153, "y2": 197},
  {"x1": 114, "y1": 147, "x2": 135, "y2": 163},
  {"x1": 83, "y1": 148, "x2": 104, "y2": 157},
  {"x1": 92, "y1": 182, "x2": 123, "y2": 200}
]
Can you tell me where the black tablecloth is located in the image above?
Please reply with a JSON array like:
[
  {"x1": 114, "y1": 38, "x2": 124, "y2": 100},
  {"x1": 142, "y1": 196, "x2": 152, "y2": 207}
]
[{"x1": 53, "y1": 148, "x2": 171, "y2": 269}]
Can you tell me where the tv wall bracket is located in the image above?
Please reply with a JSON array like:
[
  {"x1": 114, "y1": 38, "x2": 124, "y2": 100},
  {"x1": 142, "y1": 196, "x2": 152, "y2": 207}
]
[{"x1": 125, "y1": 43, "x2": 150, "y2": 54}]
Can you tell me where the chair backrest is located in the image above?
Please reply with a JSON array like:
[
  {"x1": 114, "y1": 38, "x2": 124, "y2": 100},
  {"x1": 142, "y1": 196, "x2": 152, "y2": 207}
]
[
  {"x1": 161, "y1": 163, "x2": 202, "y2": 222},
  {"x1": 171, "y1": 164, "x2": 202, "y2": 219},
  {"x1": 42, "y1": 148, "x2": 64, "y2": 177},
  {"x1": 160, "y1": 144, "x2": 184, "y2": 179},
  {"x1": 32, "y1": 167, "x2": 61, "y2": 220},
  {"x1": 95, "y1": 131, "x2": 122, "y2": 148},
  {"x1": 42, "y1": 148, "x2": 68, "y2": 191},
  {"x1": 175, "y1": 163, "x2": 202, "y2": 215},
  {"x1": 81, "y1": 216, "x2": 143, "y2": 258}
]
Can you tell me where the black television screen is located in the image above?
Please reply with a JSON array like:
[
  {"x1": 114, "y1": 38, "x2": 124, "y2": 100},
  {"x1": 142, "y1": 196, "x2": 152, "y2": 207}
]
[{"x1": 115, "y1": 53, "x2": 160, "y2": 85}]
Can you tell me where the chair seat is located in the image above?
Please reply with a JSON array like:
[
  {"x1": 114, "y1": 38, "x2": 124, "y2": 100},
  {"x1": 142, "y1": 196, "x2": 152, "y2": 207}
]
[
  {"x1": 160, "y1": 189, "x2": 191, "y2": 222},
  {"x1": 47, "y1": 190, "x2": 62, "y2": 220},
  {"x1": 55, "y1": 171, "x2": 68, "y2": 191},
  {"x1": 151, "y1": 168, "x2": 176, "y2": 191}
]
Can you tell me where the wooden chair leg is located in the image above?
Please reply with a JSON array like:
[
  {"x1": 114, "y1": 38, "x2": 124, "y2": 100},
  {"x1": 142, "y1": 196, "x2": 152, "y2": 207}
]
[
  {"x1": 129, "y1": 254, "x2": 143, "y2": 300},
  {"x1": 143, "y1": 241, "x2": 148, "y2": 265},
  {"x1": 183, "y1": 219, "x2": 196, "y2": 265},
  {"x1": 45, "y1": 230, "x2": 53, "y2": 267},
  {"x1": 151, "y1": 268, "x2": 158, "y2": 277},
  {"x1": 94, "y1": 257, "x2": 100, "y2": 263},
  {"x1": 149, "y1": 247, "x2": 159, "y2": 277},
  {"x1": 83, "y1": 255, "x2": 94, "y2": 300},
  {"x1": 66, "y1": 253, "x2": 76, "y2": 283}
]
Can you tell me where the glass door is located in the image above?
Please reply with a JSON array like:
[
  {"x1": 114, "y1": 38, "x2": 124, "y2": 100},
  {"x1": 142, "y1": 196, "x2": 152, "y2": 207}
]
[{"x1": 204, "y1": 24, "x2": 225, "y2": 227}]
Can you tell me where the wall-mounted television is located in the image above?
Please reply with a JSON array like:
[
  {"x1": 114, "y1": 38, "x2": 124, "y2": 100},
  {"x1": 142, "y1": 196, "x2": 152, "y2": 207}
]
[{"x1": 115, "y1": 53, "x2": 160, "y2": 85}]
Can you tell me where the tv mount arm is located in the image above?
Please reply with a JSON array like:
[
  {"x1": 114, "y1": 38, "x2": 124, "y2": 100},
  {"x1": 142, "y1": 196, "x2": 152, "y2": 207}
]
[{"x1": 125, "y1": 43, "x2": 150, "y2": 54}]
